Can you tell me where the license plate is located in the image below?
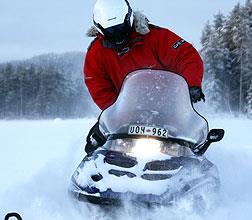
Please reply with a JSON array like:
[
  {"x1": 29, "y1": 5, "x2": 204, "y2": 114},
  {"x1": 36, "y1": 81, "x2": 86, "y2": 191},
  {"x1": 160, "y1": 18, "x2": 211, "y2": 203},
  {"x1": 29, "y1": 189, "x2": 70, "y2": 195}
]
[{"x1": 128, "y1": 125, "x2": 169, "y2": 138}]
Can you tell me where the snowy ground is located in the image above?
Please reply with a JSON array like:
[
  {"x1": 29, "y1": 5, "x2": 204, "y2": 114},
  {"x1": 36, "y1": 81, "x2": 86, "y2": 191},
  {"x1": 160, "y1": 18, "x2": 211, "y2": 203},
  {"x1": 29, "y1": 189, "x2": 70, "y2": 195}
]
[{"x1": 0, "y1": 116, "x2": 252, "y2": 220}]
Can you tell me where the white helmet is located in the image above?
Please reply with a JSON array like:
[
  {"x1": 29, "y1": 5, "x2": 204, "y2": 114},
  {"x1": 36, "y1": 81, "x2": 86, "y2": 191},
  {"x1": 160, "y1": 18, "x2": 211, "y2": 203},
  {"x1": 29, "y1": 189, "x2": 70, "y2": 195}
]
[{"x1": 93, "y1": 0, "x2": 133, "y2": 45}]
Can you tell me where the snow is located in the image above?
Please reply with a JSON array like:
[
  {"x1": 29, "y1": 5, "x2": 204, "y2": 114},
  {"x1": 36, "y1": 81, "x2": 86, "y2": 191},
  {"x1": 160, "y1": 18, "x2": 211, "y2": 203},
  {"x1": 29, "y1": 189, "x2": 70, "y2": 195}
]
[{"x1": 0, "y1": 117, "x2": 252, "y2": 219}]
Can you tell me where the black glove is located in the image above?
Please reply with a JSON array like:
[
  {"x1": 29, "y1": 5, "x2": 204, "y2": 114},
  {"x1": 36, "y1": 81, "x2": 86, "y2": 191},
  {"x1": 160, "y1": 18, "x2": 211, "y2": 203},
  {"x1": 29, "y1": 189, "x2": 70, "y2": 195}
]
[
  {"x1": 189, "y1": 86, "x2": 205, "y2": 103},
  {"x1": 85, "y1": 121, "x2": 106, "y2": 155}
]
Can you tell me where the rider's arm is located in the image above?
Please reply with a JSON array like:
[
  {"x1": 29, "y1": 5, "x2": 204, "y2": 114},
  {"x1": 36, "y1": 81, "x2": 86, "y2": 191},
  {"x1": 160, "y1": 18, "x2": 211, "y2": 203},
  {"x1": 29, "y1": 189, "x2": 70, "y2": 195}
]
[
  {"x1": 151, "y1": 27, "x2": 204, "y2": 87},
  {"x1": 84, "y1": 42, "x2": 118, "y2": 110}
]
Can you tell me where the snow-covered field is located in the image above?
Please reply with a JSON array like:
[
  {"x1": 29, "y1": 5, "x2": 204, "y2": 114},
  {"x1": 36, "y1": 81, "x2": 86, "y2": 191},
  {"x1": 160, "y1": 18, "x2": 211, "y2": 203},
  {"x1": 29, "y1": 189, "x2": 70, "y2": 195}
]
[{"x1": 0, "y1": 117, "x2": 252, "y2": 220}]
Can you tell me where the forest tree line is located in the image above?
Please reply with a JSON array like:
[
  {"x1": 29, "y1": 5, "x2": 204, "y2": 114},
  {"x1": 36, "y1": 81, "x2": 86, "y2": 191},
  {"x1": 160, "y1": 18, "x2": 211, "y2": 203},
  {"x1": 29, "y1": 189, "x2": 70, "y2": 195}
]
[
  {"x1": 201, "y1": 0, "x2": 252, "y2": 118},
  {"x1": 0, "y1": 52, "x2": 97, "y2": 119}
]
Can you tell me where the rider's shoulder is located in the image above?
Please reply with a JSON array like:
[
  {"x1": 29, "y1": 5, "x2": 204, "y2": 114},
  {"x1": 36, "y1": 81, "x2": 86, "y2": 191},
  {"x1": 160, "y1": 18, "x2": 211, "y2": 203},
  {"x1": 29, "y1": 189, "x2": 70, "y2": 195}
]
[
  {"x1": 87, "y1": 37, "x2": 103, "y2": 52},
  {"x1": 149, "y1": 24, "x2": 173, "y2": 34}
]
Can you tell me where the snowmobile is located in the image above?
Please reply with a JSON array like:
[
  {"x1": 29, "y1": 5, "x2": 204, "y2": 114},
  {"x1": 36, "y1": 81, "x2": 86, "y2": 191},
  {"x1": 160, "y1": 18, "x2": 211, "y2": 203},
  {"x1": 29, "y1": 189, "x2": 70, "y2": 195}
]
[{"x1": 69, "y1": 69, "x2": 224, "y2": 206}]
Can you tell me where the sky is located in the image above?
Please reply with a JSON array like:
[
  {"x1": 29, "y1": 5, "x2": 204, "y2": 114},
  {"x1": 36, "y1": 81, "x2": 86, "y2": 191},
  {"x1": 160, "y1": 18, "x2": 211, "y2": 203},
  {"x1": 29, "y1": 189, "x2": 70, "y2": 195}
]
[{"x1": 0, "y1": 0, "x2": 246, "y2": 62}]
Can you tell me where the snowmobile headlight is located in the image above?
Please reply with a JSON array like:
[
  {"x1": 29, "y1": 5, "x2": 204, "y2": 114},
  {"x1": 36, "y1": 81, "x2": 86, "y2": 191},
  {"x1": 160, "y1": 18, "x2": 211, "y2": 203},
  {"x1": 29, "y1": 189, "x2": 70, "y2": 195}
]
[
  {"x1": 131, "y1": 139, "x2": 161, "y2": 158},
  {"x1": 103, "y1": 138, "x2": 192, "y2": 157}
]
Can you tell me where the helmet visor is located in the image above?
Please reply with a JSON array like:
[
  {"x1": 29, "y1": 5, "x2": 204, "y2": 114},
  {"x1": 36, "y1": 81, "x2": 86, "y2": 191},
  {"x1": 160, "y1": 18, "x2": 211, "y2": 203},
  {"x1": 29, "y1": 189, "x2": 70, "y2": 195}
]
[{"x1": 103, "y1": 22, "x2": 131, "y2": 45}]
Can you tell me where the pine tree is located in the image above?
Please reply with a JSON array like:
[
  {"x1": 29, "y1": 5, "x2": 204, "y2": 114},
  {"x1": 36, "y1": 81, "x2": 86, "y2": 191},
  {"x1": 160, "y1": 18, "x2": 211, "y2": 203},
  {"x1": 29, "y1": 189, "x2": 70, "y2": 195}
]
[
  {"x1": 247, "y1": 80, "x2": 252, "y2": 118},
  {"x1": 241, "y1": 0, "x2": 252, "y2": 115},
  {"x1": 0, "y1": 66, "x2": 5, "y2": 118},
  {"x1": 4, "y1": 63, "x2": 18, "y2": 118},
  {"x1": 201, "y1": 13, "x2": 229, "y2": 112},
  {"x1": 224, "y1": 4, "x2": 244, "y2": 115},
  {"x1": 200, "y1": 1, "x2": 252, "y2": 118}
]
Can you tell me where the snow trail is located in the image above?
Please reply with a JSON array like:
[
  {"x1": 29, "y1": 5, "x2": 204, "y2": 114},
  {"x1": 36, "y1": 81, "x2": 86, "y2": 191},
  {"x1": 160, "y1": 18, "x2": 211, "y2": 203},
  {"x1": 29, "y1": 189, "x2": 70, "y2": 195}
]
[{"x1": 0, "y1": 117, "x2": 251, "y2": 220}]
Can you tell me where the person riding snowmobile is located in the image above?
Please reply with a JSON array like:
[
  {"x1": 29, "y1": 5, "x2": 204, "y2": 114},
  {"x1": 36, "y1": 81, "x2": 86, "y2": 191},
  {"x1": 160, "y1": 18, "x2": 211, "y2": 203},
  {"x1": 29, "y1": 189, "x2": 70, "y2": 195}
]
[{"x1": 84, "y1": 0, "x2": 205, "y2": 154}]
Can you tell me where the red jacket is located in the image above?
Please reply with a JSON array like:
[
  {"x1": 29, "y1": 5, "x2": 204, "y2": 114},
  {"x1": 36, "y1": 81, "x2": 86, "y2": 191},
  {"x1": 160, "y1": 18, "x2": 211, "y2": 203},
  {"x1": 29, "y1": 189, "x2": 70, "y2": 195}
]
[{"x1": 84, "y1": 25, "x2": 204, "y2": 110}]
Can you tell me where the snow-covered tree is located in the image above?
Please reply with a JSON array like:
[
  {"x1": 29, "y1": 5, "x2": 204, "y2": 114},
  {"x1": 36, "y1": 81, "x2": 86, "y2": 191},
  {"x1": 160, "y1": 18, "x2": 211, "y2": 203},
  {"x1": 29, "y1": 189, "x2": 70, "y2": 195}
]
[
  {"x1": 201, "y1": 13, "x2": 229, "y2": 112},
  {"x1": 201, "y1": 1, "x2": 252, "y2": 118},
  {"x1": 241, "y1": 0, "x2": 252, "y2": 115},
  {"x1": 246, "y1": 80, "x2": 252, "y2": 118},
  {"x1": 223, "y1": 4, "x2": 244, "y2": 115}
]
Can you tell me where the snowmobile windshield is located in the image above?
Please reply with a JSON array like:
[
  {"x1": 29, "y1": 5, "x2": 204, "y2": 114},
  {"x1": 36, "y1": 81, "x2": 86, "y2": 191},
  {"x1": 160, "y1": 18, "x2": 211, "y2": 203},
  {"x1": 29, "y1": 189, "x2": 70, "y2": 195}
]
[{"x1": 99, "y1": 69, "x2": 208, "y2": 147}]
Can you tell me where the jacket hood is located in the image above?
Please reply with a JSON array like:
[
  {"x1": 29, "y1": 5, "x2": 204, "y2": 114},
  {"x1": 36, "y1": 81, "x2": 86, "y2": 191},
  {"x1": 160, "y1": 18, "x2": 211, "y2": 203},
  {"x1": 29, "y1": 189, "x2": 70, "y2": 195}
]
[{"x1": 86, "y1": 11, "x2": 150, "y2": 37}]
